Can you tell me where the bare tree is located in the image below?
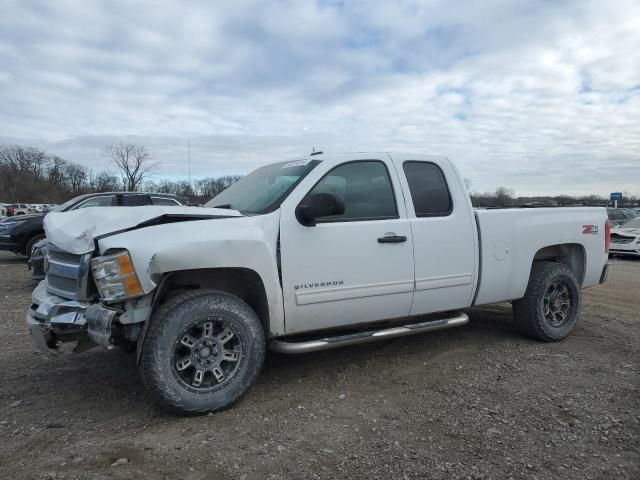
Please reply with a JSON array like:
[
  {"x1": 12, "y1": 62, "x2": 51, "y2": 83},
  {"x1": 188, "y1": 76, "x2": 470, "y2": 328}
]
[
  {"x1": 63, "y1": 163, "x2": 88, "y2": 194},
  {"x1": 104, "y1": 143, "x2": 158, "y2": 191}
]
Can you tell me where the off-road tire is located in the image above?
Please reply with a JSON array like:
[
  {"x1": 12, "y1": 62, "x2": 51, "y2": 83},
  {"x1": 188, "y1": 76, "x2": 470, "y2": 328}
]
[
  {"x1": 139, "y1": 289, "x2": 265, "y2": 415},
  {"x1": 25, "y1": 234, "x2": 45, "y2": 257},
  {"x1": 513, "y1": 261, "x2": 581, "y2": 341}
]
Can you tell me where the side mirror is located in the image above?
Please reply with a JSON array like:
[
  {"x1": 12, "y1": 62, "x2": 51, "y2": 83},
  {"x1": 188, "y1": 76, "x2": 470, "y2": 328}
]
[{"x1": 296, "y1": 192, "x2": 345, "y2": 226}]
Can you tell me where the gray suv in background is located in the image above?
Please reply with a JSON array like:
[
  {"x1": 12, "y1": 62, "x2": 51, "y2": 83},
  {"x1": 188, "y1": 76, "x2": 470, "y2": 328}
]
[{"x1": 28, "y1": 192, "x2": 189, "y2": 281}]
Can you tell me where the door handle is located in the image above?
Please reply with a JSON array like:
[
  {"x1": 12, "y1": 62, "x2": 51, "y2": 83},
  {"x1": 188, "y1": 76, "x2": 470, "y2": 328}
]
[{"x1": 378, "y1": 234, "x2": 407, "y2": 244}]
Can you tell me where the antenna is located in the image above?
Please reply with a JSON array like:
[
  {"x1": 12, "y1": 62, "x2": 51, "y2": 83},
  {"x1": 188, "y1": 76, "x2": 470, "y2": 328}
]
[{"x1": 310, "y1": 147, "x2": 323, "y2": 156}]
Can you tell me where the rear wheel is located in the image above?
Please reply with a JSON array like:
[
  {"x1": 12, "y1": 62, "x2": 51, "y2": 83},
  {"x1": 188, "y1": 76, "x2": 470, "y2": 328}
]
[
  {"x1": 139, "y1": 290, "x2": 265, "y2": 415},
  {"x1": 513, "y1": 261, "x2": 581, "y2": 341}
]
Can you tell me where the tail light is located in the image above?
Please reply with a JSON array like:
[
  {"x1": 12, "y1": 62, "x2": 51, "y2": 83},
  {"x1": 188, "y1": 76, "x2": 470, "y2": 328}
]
[{"x1": 605, "y1": 221, "x2": 611, "y2": 254}]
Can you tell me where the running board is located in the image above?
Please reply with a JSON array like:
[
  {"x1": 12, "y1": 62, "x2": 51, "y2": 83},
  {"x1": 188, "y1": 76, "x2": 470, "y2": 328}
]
[{"x1": 270, "y1": 312, "x2": 469, "y2": 354}]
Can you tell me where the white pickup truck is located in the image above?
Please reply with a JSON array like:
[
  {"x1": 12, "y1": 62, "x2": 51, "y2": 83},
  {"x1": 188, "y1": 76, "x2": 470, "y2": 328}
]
[{"x1": 26, "y1": 152, "x2": 610, "y2": 414}]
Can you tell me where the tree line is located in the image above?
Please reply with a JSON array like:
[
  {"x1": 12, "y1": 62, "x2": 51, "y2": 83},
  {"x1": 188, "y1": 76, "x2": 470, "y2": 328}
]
[
  {"x1": 470, "y1": 187, "x2": 638, "y2": 208},
  {"x1": 1, "y1": 142, "x2": 636, "y2": 208},
  {"x1": 0, "y1": 143, "x2": 241, "y2": 205}
]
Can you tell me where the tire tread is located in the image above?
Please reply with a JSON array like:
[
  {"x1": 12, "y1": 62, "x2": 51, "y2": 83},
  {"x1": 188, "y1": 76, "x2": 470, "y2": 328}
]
[{"x1": 139, "y1": 289, "x2": 265, "y2": 415}]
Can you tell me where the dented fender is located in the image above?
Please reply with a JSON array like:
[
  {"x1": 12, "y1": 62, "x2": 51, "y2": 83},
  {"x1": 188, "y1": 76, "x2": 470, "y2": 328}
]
[{"x1": 96, "y1": 211, "x2": 285, "y2": 335}]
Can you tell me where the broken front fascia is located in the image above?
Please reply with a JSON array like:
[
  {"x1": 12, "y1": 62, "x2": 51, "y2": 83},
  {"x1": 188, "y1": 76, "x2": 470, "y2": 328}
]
[{"x1": 27, "y1": 281, "x2": 154, "y2": 353}]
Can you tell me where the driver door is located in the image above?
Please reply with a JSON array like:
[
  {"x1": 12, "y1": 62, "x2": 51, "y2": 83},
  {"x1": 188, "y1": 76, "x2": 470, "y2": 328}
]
[{"x1": 279, "y1": 158, "x2": 415, "y2": 334}]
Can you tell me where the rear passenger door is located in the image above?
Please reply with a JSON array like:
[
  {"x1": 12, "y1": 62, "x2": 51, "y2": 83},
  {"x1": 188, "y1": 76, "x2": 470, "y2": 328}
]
[
  {"x1": 280, "y1": 158, "x2": 415, "y2": 334},
  {"x1": 394, "y1": 156, "x2": 478, "y2": 315}
]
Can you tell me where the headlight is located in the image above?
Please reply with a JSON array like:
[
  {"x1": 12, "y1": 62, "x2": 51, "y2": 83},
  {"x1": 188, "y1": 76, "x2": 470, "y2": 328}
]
[{"x1": 91, "y1": 250, "x2": 143, "y2": 302}]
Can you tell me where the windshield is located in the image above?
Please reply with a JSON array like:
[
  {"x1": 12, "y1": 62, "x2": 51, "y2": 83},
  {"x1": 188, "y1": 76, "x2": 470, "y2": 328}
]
[
  {"x1": 49, "y1": 195, "x2": 90, "y2": 212},
  {"x1": 205, "y1": 159, "x2": 320, "y2": 214},
  {"x1": 621, "y1": 218, "x2": 640, "y2": 229}
]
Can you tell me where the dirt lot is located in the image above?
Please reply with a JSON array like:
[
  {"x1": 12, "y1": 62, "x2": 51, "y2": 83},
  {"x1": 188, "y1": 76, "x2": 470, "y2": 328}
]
[{"x1": 0, "y1": 252, "x2": 638, "y2": 480}]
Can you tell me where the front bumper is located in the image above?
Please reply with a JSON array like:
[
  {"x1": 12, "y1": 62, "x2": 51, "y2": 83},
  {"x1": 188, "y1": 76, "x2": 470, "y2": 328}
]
[
  {"x1": 0, "y1": 234, "x2": 21, "y2": 252},
  {"x1": 26, "y1": 281, "x2": 118, "y2": 354},
  {"x1": 610, "y1": 246, "x2": 640, "y2": 256}
]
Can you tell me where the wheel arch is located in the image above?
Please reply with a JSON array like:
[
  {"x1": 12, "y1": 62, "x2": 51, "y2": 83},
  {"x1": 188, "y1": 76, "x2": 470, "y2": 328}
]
[
  {"x1": 152, "y1": 267, "x2": 271, "y2": 335},
  {"x1": 531, "y1": 243, "x2": 586, "y2": 285}
]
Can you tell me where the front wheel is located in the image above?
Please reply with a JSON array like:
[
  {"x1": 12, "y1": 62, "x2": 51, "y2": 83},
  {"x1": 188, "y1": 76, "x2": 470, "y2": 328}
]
[
  {"x1": 513, "y1": 261, "x2": 581, "y2": 341},
  {"x1": 139, "y1": 290, "x2": 265, "y2": 415}
]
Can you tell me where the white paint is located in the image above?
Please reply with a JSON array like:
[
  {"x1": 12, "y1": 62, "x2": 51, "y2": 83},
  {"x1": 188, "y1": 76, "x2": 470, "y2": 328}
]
[
  {"x1": 41, "y1": 152, "x2": 609, "y2": 339},
  {"x1": 279, "y1": 153, "x2": 415, "y2": 333}
]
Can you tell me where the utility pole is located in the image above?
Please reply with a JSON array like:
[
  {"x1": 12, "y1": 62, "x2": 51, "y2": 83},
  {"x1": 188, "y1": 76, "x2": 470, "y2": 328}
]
[{"x1": 188, "y1": 139, "x2": 191, "y2": 186}]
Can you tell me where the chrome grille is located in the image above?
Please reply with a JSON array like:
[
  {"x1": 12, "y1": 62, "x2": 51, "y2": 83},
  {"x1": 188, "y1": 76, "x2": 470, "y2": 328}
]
[
  {"x1": 47, "y1": 274, "x2": 79, "y2": 292},
  {"x1": 45, "y1": 244, "x2": 91, "y2": 300},
  {"x1": 48, "y1": 249, "x2": 83, "y2": 265}
]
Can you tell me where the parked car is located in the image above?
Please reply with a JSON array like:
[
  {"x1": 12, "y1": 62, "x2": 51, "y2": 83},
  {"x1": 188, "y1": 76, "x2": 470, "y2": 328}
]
[
  {"x1": 607, "y1": 208, "x2": 636, "y2": 227},
  {"x1": 609, "y1": 217, "x2": 640, "y2": 257},
  {"x1": 26, "y1": 152, "x2": 610, "y2": 415},
  {"x1": 0, "y1": 193, "x2": 187, "y2": 257},
  {"x1": 5, "y1": 203, "x2": 31, "y2": 216},
  {"x1": 23, "y1": 192, "x2": 189, "y2": 281}
]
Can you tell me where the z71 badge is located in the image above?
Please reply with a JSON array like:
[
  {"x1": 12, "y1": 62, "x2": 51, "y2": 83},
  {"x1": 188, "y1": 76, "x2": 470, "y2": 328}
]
[{"x1": 582, "y1": 225, "x2": 599, "y2": 235}]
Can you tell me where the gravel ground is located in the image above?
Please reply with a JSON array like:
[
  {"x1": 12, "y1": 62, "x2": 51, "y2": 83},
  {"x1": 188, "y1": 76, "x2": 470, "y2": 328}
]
[{"x1": 0, "y1": 252, "x2": 638, "y2": 479}]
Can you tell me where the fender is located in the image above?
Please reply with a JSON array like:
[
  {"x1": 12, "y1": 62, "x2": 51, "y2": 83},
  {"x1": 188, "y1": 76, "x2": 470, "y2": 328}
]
[{"x1": 97, "y1": 210, "x2": 286, "y2": 336}]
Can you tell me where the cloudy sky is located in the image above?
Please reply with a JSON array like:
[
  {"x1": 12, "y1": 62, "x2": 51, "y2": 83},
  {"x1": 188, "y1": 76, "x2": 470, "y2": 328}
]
[{"x1": 1, "y1": 0, "x2": 639, "y2": 196}]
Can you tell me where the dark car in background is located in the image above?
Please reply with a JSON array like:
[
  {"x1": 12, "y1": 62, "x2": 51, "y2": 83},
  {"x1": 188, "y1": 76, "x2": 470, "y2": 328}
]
[{"x1": 0, "y1": 192, "x2": 189, "y2": 280}]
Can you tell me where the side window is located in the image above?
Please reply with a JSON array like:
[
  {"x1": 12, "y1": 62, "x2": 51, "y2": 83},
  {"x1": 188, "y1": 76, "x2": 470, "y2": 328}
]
[
  {"x1": 307, "y1": 161, "x2": 397, "y2": 222},
  {"x1": 73, "y1": 196, "x2": 115, "y2": 209},
  {"x1": 151, "y1": 197, "x2": 180, "y2": 206},
  {"x1": 122, "y1": 195, "x2": 150, "y2": 206},
  {"x1": 402, "y1": 162, "x2": 452, "y2": 217}
]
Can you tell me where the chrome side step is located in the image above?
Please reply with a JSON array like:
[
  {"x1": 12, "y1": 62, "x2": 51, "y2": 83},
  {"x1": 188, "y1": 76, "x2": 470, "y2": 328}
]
[{"x1": 270, "y1": 312, "x2": 469, "y2": 354}]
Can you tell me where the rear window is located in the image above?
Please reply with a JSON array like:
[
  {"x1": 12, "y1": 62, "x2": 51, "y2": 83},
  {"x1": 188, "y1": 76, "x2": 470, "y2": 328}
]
[{"x1": 402, "y1": 162, "x2": 452, "y2": 217}]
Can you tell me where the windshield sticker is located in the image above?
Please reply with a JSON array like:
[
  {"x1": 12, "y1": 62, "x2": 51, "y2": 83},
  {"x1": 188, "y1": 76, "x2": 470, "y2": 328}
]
[{"x1": 282, "y1": 159, "x2": 311, "y2": 169}]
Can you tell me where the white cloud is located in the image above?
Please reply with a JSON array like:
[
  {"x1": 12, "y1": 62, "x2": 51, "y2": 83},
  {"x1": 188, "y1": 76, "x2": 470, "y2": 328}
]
[{"x1": 0, "y1": 0, "x2": 638, "y2": 196}]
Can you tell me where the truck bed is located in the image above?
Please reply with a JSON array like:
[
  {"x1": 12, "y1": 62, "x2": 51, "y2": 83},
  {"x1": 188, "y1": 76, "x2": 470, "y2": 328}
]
[{"x1": 473, "y1": 207, "x2": 608, "y2": 306}]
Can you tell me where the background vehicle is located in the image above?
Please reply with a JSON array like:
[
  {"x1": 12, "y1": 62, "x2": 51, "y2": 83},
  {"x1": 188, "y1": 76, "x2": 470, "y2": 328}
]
[
  {"x1": 0, "y1": 203, "x2": 7, "y2": 218},
  {"x1": 26, "y1": 192, "x2": 189, "y2": 280},
  {"x1": 610, "y1": 217, "x2": 640, "y2": 257},
  {"x1": 6, "y1": 203, "x2": 31, "y2": 216},
  {"x1": 607, "y1": 207, "x2": 636, "y2": 227},
  {"x1": 27, "y1": 153, "x2": 610, "y2": 415},
  {"x1": 0, "y1": 192, "x2": 188, "y2": 258}
]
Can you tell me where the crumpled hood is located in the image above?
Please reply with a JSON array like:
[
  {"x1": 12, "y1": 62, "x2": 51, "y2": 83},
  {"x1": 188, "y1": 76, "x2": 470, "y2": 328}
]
[{"x1": 44, "y1": 206, "x2": 242, "y2": 254}]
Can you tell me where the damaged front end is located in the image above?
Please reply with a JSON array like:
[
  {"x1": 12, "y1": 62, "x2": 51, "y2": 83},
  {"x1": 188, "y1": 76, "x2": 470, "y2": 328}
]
[{"x1": 26, "y1": 243, "x2": 151, "y2": 354}]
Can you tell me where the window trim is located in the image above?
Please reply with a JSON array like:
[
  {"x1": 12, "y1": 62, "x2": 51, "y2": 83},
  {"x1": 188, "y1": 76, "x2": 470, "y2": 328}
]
[
  {"x1": 298, "y1": 159, "x2": 400, "y2": 224},
  {"x1": 71, "y1": 195, "x2": 116, "y2": 210},
  {"x1": 150, "y1": 196, "x2": 181, "y2": 206},
  {"x1": 402, "y1": 160, "x2": 454, "y2": 218}
]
